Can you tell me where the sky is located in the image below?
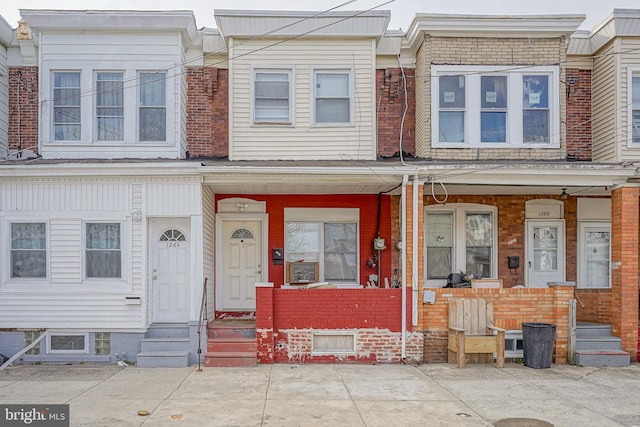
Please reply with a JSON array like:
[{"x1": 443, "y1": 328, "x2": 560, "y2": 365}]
[{"x1": 1, "y1": 0, "x2": 639, "y2": 32}]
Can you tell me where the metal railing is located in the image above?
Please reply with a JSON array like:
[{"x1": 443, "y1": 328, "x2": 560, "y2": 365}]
[
  {"x1": 0, "y1": 330, "x2": 48, "y2": 371},
  {"x1": 197, "y1": 277, "x2": 208, "y2": 371}
]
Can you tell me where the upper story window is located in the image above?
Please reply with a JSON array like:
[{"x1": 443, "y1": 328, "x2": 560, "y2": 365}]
[
  {"x1": 139, "y1": 72, "x2": 167, "y2": 142},
  {"x1": 10, "y1": 223, "x2": 47, "y2": 278},
  {"x1": 630, "y1": 70, "x2": 640, "y2": 146},
  {"x1": 85, "y1": 223, "x2": 122, "y2": 279},
  {"x1": 253, "y1": 68, "x2": 292, "y2": 124},
  {"x1": 313, "y1": 68, "x2": 353, "y2": 125},
  {"x1": 433, "y1": 66, "x2": 558, "y2": 148},
  {"x1": 96, "y1": 72, "x2": 124, "y2": 141},
  {"x1": 53, "y1": 72, "x2": 81, "y2": 141}
]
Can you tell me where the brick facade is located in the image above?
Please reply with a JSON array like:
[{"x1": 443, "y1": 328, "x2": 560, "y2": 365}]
[
  {"x1": 256, "y1": 285, "x2": 423, "y2": 364},
  {"x1": 565, "y1": 68, "x2": 592, "y2": 160},
  {"x1": 415, "y1": 36, "x2": 569, "y2": 160},
  {"x1": 8, "y1": 67, "x2": 39, "y2": 155},
  {"x1": 186, "y1": 67, "x2": 228, "y2": 158},
  {"x1": 376, "y1": 68, "x2": 416, "y2": 158},
  {"x1": 421, "y1": 286, "x2": 575, "y2": 364}
]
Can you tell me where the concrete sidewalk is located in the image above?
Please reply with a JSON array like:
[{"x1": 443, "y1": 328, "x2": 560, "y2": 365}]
[{"x1": 1, "y1": 362, "x2": 639, "y2": 426}]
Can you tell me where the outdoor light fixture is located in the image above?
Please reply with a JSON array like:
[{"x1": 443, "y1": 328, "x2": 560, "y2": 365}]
[{"x1": 560, "y1": 188, "x2": 568, "y2": 200}]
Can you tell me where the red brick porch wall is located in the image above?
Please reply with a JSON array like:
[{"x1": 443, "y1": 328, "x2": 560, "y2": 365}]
[
  {"x1": 256, "y1": 285, "x2": 423, "y2": 364},
  {"x1": 422, "y1": 286, "x2": 575, "y2": 364}
]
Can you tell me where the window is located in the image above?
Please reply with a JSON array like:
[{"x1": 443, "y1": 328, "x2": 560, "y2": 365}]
[
  {"x1": 10, "y1": 223, "x2": 47, "y2": 278},
  {"x1": 630, "y1": 70, "x2": 640, "y2": 146},
  {"x1": 284, "y1": 208, "x2": 359, "y2": 283},
  {"x1": 425, "y1": 204, "x2": 496, "y2": 286},
  {"x1": 139, "y1": 72, "x2": 166, "y2": 141},
  {"x1": 53, "y1": 72, "x2": 81, "y2": 141},
  {"x1": 313, "y1": 68, "x2": 352, "y2": 124},
  {"x1": 94, "y1": 332, "x2": 111, "y2": 356},
  {"x1": 432, "y1": 66, "x2": 558, "y2": 147},
  {"x1": 48, "y1": 334, "x2": 87, "y2": 354},
  {"x1": 253, "y1": 69, "x2": 292, "y2": 124},
  {"x1": 85, "y1": 223, "x2": 122, "y2": 278},
  {"x1": 578, "y1": 222, "x2": 611, "y2": 289},
  {"x1": 96, "y1": 72, "x2": 124, "y2": 141}
]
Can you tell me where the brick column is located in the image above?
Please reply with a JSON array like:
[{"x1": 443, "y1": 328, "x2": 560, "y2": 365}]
[
  {"x1": 405, "y1": 179, "x2": 424, "y2": 329},
  {"x1": 255, "y1": 283, "x2": 275, "y2": 364},
  {"x1": 610, "y1": 186, "x2": 639, "y2": 362}
]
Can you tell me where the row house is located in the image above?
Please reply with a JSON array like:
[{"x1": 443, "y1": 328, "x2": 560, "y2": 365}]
[{"x1": 0, "y1": 8, "x2": 638, "y2": 368}]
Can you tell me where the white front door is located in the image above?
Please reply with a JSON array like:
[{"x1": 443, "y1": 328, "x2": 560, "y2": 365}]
[
  {"x1": 150, "y1": 218, "x2": 190, "y2": 323},
  {"x1": 526, "y1": 220, "x2": 565, "y2": 288},
  {"x1": 221, "y1": 220, "x2": 262, "y2": 310}
]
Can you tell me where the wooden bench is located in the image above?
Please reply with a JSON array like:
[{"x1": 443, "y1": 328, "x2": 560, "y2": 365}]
[{"x1": 448, "y1": 298, "x2": 506, "y2": 368}]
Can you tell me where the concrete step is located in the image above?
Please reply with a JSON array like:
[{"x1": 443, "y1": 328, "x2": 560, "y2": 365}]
[
  {"x1": 146, "y1": 325, "x2": 189, "y2": 338},
  {"x1": 576, "y1": 336, "x2": 622, "y2": 352},
  {"x1": 575, "y1": 350, "x2": 630, "y2": 367},
  {"x1": 203, "y1": 351, "x2": 257, "y2": 367},
  {"x1": 141, "y1": 337, "x2": 190, "y2": 353},
  {"x1": 576, "y1": 322, "x2": 612, "y2": 338},
  {"x1": 207, "y1": 319, "x2": 256, "y2": 340},
  {"x1": 207, "y1": 337, "x2": 257, "y2": 353},
  {"x1": 136, "y1": 351, "x2": 189, "y2": 368}
]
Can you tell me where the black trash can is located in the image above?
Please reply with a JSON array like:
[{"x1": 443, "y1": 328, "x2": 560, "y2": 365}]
[{"x1": 521, "y1": 323, "x2": 556, "y2": 369}]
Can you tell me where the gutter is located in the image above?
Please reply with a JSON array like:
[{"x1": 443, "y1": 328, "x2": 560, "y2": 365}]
[
  {"x1": 401, "y1": 174, "x2": 408, "y2": 360},
  {"x1": 412, "y1": 174, "x2": 419, "y2": 327}
]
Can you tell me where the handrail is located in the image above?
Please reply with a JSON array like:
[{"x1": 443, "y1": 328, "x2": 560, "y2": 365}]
[
  {"x1": 0, "y1": 330, "x2": 48, "y2": 371},
  {"x1": 197, "y1": 277, "x2": 208, "y2": 371}
]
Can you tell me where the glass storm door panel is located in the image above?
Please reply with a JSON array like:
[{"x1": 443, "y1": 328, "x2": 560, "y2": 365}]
[{"x1": 526, "y1": 220, "x2": 565, "y2": 288}]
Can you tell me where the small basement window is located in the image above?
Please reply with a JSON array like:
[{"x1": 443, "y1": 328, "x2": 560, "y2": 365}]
[
  {"x1": 94, "y1": 332, "x2": 111, "y2": 356},
  {"x1": 312, "y1": 331, "x2": 355, "y2": 355},
  {"x1": 48, "y1": 334, "x2": 88, "y2": 354},
  {"x1": 505, "y1": 330, "x2": 524, "y2": 358}
]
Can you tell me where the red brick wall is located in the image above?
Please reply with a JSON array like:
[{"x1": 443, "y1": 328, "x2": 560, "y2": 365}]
[
  {"x1": 376, "y1": 68, "x2": 415, "y2": 158},
  {"x1": 425, "y1": 194, "x2": 578, "y2": 287},
  {"x1": 422, "y1": 287, "x2": 574, "y2": 364},
  {"x1": 8, "y1": 67, "x2": 39, "y2": 154},
  {"x1": 574, "y1": 290, "x2": 612, "y2": 325},
  {"x1": 256, "y1": 285, "x2": 423, "y2": 364},
  {"x1": 186, "y1": 67, "x2": 228, "y2": 158},
  {"x1": 610, "y1": 187, "x2": 639, "y2": 361},
  {"x1": 565, "y1": 68, "x2": 592, "y2": 161},
  {"x1": 217, "y1": 194, "x2": 394, "y2": 288}
]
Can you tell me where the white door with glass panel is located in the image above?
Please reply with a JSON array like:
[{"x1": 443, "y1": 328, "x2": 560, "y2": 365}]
[
  {"x1": 578, "y1": 223, "x2": 610, "y2": 288},
  {"x1": 151, "y1": 218, "x2": 190, "y2": 323},
  {"x1": 221, "y1": 220, "x2": 262, "y2": 310},
  {"x1": 526, "y1": 220, "x2": 565, "y2": 288}
]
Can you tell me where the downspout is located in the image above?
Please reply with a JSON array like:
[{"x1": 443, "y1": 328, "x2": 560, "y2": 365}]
[
  {"x1": 412, "y1": 174, "x2": 419, "y2": 327},
  {"x1": 401, "y1": 174, "x2": 408, "y2": 360}
]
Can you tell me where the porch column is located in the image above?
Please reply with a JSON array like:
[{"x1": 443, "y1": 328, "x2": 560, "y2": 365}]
[
  {"x1": 255, "y1": 283, "x2": 275, "y2": 364},
  {"x1": 610, "y1": 186, "x2": 639, "y2": 362},
  {"x1": 405, "y1": 180, "x2": 424, "y2": 328}
]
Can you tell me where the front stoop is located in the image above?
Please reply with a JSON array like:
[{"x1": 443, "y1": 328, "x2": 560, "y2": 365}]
[
  {"x1": 204, "y1": 319, "x2": 257, "y2": 367},
  {"x1": 137, "y1": 324, "x2": 191, "y2": 368},
  {"x1": 575, "y1": 350, "x2": 631, "y2": 367},
  {"x1": 575, "y1": 322, "x2": 630, "y2": 367}
]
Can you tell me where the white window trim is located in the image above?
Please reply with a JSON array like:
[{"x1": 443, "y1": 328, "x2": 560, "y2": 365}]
[
  {"x1": 311, "y1": 66, "x2": 355, "y2": 127},
  {"x1": 424, "y1": 203, "x2": 498, "y2": 288},
  {"x1": 628, "y1": 67, "x2": 640, "y2": 148},
  {"x1": 577, "y1": 221, "x2": 611, "y2": 289},
  {"x1": 94, "y1": 70, "x2": 125, "y2": 143},
  {"x1": 51, "y1": 70, "x2": 82, "y2": 143},
  {"x1": 431, "y1": 65, "x2": 560, "y2": 148},
  {"x1": 250, "y1": 66, "x2": 295, "y2": 126},
  {"x1": 47, "y1": 332, "x2": 89, "y2": 354},
  {"x1": 82, "y1": 220, "x2": 125, "y2": 282},
  {"x1": 284, "y1": 208, "x2": 360, "y2": 284},
  {"x1": 5, "y1": 219, "x2": 50, "y2": 283}
]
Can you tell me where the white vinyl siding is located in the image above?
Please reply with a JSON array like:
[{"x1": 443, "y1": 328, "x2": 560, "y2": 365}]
[
  {"x1": 0, "y1": 175, "x2": 202, "y2": 330},
  {"x1": 229, "y1": 38, "x2": 376, "y2": 161},
  {"x1": 591, "y1": 43, "x2": 619, "y2": 161},
  {"x1": 202, "y1": 186, "x2": 216, "y2": 320},
  {"x1": 38, "y1": 33, "x2": 184, "y2": 159}
]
